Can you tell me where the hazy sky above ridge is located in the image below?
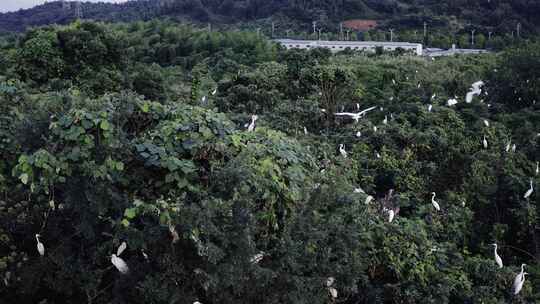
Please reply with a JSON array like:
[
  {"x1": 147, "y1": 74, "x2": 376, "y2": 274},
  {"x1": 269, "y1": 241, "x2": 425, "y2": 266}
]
[{"x1": 0, "y1": 0, "x2": 128, "y2": 13}]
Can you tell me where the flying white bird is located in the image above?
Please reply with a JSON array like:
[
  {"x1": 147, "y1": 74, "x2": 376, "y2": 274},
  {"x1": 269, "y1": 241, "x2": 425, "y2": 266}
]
[
  {"x1": 483, "y1": 136, "x2": 488, "y2": 149},
  {"x1": 339, "y1": 144, "x2": 347, "y2": 158},
  {"x1": 334, "y1": 106, "x2": 377, "y2": 123},
  {"x1": 523, "y1": 179, "x2": 534, "y2": 199},
  {"x1": 513, "y1": 264, "x2": 526, "y2": 288},
  {"x1": 117, "y1": 241, "x2": 127, "y2": 256},
  {"x1": 35, "y1": 234, "x2": 45, "y2": 256},
  {"x1": 447, "y1": 98, "x2": 458, "y2": 106},
  {"x1": 428, "y1": 104, "x2": 433, "y2": 112},
  {"x1": 247, "y1": 115, "x2": 258, "y2": 132},
  {"x1": 465, "y1": 81, "x2": 484, "y2": 103},
  {"x1": 483, "y1": 120, "x2": 490, "y2": 127},
  {"x1": 491, "y1": 243, "x2": 503, "y2": 268},
  {"x1": 513, "y1": 272, "x2": 528, "y2": 295},
  {"x1": 111, "y1": 254, "x2": 129, "y2": 274},
  {"x1": 431, "y1": 192, "x2": 440, "y2": 211}
]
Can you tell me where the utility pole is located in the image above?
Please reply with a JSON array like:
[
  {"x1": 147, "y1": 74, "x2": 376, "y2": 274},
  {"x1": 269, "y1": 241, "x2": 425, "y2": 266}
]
[
  {"x1": 285, "y1": 29, "x2": 291, "y2": 38},
  {"x1": 312, "y1": 21, "x2": 317, "y2": 35},
  {"x1": 339, "y1": 22, "x2": 343, "y2": 40},
  {"x1": 318, "y1": 28, "x2": 322, "y2": 40},
  {"x1": 346, "y1": 30, "x2": 350, "y2": 41},
  {"x1": 471, "y1": 29, "x2": 475, "y2": 46},
  {"x1": 389, "y1": 29, "x2": 394, "y2": 42},
  {"x1": 271, "y1": 22, "x2": 275, "y2": 38},
  {"x1": 517, "y1": 22, "x2": 521, "y2": 38},
  {"x1": 488, "y1": 31, "x2": 492, "y2": 40},
  {"x1": 74, "y1": 1, "x2": 83, "y2": 19},
  {"x1": 423, "y1": 22, "x2": 427, "y2": 38},
  {"x1": 207, "y1": 23, "x2": 211, "y2": 32}
]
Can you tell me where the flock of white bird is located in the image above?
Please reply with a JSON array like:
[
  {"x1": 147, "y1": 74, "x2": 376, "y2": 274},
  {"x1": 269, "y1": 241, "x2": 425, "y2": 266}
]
[{"x1": 29, "y1": 79, "x2": 537, "y2": 301}]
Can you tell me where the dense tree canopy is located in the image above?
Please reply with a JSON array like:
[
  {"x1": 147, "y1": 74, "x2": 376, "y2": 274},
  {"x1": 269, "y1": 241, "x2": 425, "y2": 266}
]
[{"x1": 0, "y1": 20, "x2": 538, "y2": 303}]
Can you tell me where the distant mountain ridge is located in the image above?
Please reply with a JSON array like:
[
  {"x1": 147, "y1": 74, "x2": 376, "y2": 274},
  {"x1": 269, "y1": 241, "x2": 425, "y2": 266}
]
[{"x1": 1, "y1": 0, "x2": 539, "y2": 35}]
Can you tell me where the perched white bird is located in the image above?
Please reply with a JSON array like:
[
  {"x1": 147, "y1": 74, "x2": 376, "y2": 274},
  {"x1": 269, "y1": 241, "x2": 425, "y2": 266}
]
[
  {"x1": 328, "y1": 287, "x2": 338, "y2": 299},
  {"x1": 431, "y1": 94, "x2": 436, "y2": 100},
  {"x1": 373, "y1": 126, "x2": 378, "y2": 132},
  {"x1": 364, "y1": 195, "x2": 374, "y2": 205},
  {"x1": 201, "y1": 96, "x2": 207, "y2": 103},
  {"x1": 512, "y1": 144, "x2": 516, "y2": 152},
  {"x1": 354, "y1": 188, "x2": 365, "y2": 194},
  {"x1": 431, "y1": 192, "x2": 440, "y2": 211},
  {"x1": 355, "y1": 131, "x2": 362, "y2": 138},
  {"x1": 483, "y1": 120, "x2": 490, "y2": 127},
  {"x1": 383, "y1": 115, "x2": 388, "y2": 125},
  {"x1": 483, "y1": 136, "x2": 488, "y2": 149},
  {"x1": 465, "y1": 81, "x2": 484, "y2": 103},
  {"x1": 117, "y1": 241, "x2": 127, "y2": 256},
  {"x1": 513, "y1": 272, "x2": 528, "y2": 295},
  {"x1": 250, "y1": 252, "x2": 265, "y2": 264},
  {"x1": 356, "y1": 103, "x2": 360, "y2": 110},
  {"x1": 505, "y1": 142, "x2": 511, "y2": 152},
  {"x1": 35, "y1": 234, "x2": 45, "y2": 256},
  {"x1": 339, "y1": 144, "x2": 347, "y2": 158},
  {"x1": 247, "y1": 115, "x2": 258, "y2": 132},
  {"x1": 141, "y1": 249, "x2": 149, "y2": 261},
  {"x1": 334, "y1": 106, "x2": 377, "y2": 123},
  {"x1": 326, "y1": 277, "x2": 335, "y2": 287},
  {"x1": 388, "y1": 209, "x2": 395, "y2": 223},
  {"x1": 212, "y1": 88, "x2": 217, "y2": 95},
  {"x1": 447, "y1": 98, "x2": 458, "y2": 106},
  {"x1": 491, "y1": 243, "x2": 503, "y2": 268},
  {"x1": 194, "y1": 301, "x2": 203, "y2": 304},
  {"x1": 513, "y1": 264, "x2": 526, "y2": 288},
  {"x1": 376, "y1": 152, "x2": 381, "y2": 159},
  {"x1": 523, "y1": 179, "x2": 534, "y2": 199},
  {"x1": 392, "y1": 79, "x2": 396, "y2": 85},
  {"x1": 535, "y1": 162, "x2": 539, "y2": 176},
  {"x1": 111, "y1": 254, "x2": 129, "y2": 274},
  {"x1": 304, "y1": 127, "x2": 308, "y2": 135},
  {"x1": 417, "y1": 83, "x2": 421, "y2": 88},
  {"x1": 428, "y1": 104, "x2": 433, "y2": 112},
  {"x1": 461, "y1": 201, "x2": 466, "y2": 207}
]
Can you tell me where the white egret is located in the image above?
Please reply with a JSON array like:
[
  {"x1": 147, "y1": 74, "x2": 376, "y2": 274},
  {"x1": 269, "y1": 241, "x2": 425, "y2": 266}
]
[
  {"x1": 326, "y1": 277, "x2": 335, "y2": 287},
  {"x1": 169, "y1": 224, "x2": 180, "y2": 243},
  {"x1": 376, "y1": 152, "x2": 381, "y2": 159},
  {"x1": 111, "y1": 254, "x2": 129, "y2": 274},
  {"x1": 334, "y1": 106, "x2": 377, "y2": 123},
  {"x1": 465, "y1": 81, "x2": 484, "y2": 103},
  {"x1": 201, "y1": 96, "x2": 207, "y2": 103},
  {"x1": 383, "y1": 115, "x2": 388, "y2": 125},
  {"x1": 373, "y1": 126, "x2": 378, "y2": 132},
  {"x1": 461, "y1": 201, "x2": 466, "y2": 207},
  {"x1": 247, "y1": 115, "x2": 258, "y2": 132},
  {"x1": 523, "y1": 179, "x2": 533, "y2": 199},
  {"x1": 513, "y1": 272, "x2": 528, "y2": 295},
  {"x1": 483, "y1": 120, "x2": 490, "y2": 127},
  {"x1": 512, "y1": 144, "x2": 516, "y2": 152},
  {"x1": 194, "y1": 302, "x2": 203, "y2": 304},
  {"x1": 117, "y1": 241, "x2": 127, "y2": 256},
  {"x1": 431, "y1": 192, "x2": 440, "y2": 211},
  {"x1": 428, "y1": 104, "x2": 433, "y2": 112},
  {"x1": 392, "y1": 79, "x2": 396, "y2": 85},
  {"x1": 490, "y1": 243, "x2": 503, "y2": 268},
  {"x1": 304, "y1": 127, "x2": 308, "y2": 135},
  {"x1": 535, "y1": 162, "x2": 539, "y2": 175},
  {"x1": 483, "y1": 136, "x2": 488, "y2": 149},
  {"x1": 339, "y1": 144, "x2": 348, "y2": 158},
  {"x1": 388, "y1": 209, "x2": 395, "y2": 223},
  {"x1": 328, "y1": 287, "x2": 338, "y2": 299},
  {"x1": 354, "y1": 187, "x2": 365, "y2": 194},
  {"x1": 35, "y1": 234, "x2": 45, "y2": 256},
  {"x1": 250, "y1": 252, "x2": 265, "y2": 264},
  {"x1": 505, "y1": 142, "x2": 511, "y2": 152},
  {"x1": 389, "y1": 97, "x2": 394, "y2": 101},
  {"x1": 364, "y1": 195, "x2": 374, "y2": 205},
  {"x1": 355, "y1": 131, "x2": 362, "y2": 138},
  {"x1": 380, "y1": 106, "x2": 384, "y2": 111},
  {"x1": 212, "y1": 88, "x2": 217, "y2": 95},
  {"x1": 141, "y1": 249, "x2": 149, "y2": 261},
  {"x1": 431, "y1": 94, "x2": 436, "y2": 100},
  {"x1": 513, "y1": 264, "x2": 526, "y2": 288},
  {"x1": 447, "y1": 98, "x2": 458, "y2": 106}
]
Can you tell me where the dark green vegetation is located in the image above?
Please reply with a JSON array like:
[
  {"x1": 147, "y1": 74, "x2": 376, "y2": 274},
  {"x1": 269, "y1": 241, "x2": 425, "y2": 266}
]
[
  {"x1": 1, "y1": 0, "x2": 539, "y2": 49},
  {"x1": 0, "y1": 20, "x2": 539, "y2": 303}
]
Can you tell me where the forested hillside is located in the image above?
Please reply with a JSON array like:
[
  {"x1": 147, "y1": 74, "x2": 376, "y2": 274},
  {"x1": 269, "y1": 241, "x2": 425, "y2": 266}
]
[
  {"x1": 0, "y1": 20, "x2": 538, "y2": 303},
  {"x1": 1, "y1": 0, "x2": 539, "y2": 39}
]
